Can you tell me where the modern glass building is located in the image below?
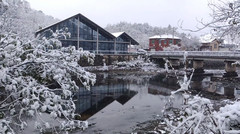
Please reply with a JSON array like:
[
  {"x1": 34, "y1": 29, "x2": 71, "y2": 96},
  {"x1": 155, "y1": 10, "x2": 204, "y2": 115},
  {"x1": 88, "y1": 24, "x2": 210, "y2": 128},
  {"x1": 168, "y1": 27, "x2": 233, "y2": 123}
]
[{"x1": 36, "y1": 13, "x2": 139, "y2": 54}]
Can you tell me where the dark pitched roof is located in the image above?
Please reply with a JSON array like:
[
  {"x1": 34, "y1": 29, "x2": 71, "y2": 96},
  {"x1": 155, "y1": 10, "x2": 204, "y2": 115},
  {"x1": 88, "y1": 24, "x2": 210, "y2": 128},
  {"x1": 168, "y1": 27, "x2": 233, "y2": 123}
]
[{"x1": 35, "y1": 13, "x2": 115, "y2": 39}]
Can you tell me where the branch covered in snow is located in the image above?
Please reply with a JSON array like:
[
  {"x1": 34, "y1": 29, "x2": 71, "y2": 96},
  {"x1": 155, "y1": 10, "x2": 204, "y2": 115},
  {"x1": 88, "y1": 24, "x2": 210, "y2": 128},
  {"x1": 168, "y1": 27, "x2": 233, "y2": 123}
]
[{"x1": 0, "y1": 31, "x2": 96, "y2": 133}]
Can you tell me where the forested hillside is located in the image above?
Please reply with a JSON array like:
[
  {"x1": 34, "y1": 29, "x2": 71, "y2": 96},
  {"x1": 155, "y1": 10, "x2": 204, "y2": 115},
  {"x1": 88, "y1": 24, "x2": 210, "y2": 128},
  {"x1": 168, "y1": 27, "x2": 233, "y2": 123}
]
[
  {"x1": 105, "y1": 22, "x2": 201, "y2": 50},
  {"x1": 0, "y1": 0, "x2": 58, "y2": 40}
]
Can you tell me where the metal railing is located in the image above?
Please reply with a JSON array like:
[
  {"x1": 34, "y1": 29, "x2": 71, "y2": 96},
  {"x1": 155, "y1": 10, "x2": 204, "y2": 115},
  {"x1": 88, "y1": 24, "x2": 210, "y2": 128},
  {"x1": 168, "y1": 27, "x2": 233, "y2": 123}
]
[
  {"x1": 88, "y1": 50, "x2": 138, "y2": 55},
  {"x1": 148, "y1": 51, "x2": 240, "y2": 59}
]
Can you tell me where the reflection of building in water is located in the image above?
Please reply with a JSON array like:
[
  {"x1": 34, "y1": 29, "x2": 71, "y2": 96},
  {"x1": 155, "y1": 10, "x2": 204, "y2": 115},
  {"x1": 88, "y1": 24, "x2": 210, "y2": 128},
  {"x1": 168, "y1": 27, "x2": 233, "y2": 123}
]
[
  {"x1": 191, "y1": 76, "x2": 205, "y2": 91},
  {"x1": 206, "y1": 82, "x2": 235, "y2": 98},
  {"x1": 224, "y1": 86, "x2": 235, "y2": 98},
  {"x1": 148, "y1": 74, "x2": 179, "y2": 95},
  {"x1": 215, "y1": 87, "x2": 224, "y2": 95},
  {"x1": 191, "y1": 76, "x2": 237, "y2": 98},
  {"x1": 75, "y1": 80, "x2": 137, "y2": 120},
  {"x1": 149, "y1": 74, "x2": 239, "y2": 99},
  {"x1": 148, "y1": 86, "x2": 172, "y2": 96},
  {"x1": 150, "y1": 75, "x2": 179, "y2": 89},
  {"x1": 207, "y1": 82, "x2": 217, "y2": 93},
  {"x1": 191, "y1": 77, "x2": 220, "y2": 93}
]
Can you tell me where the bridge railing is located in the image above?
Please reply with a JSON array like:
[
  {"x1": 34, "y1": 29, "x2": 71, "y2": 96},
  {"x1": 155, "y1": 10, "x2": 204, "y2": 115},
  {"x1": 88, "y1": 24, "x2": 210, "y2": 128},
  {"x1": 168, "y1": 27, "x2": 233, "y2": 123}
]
[
  {"x1": 148, "y1": 51, "x2": 240, "y2": 58},
  {"x1": 90, "y1": 50, "x2": 138, "y2": 55}
]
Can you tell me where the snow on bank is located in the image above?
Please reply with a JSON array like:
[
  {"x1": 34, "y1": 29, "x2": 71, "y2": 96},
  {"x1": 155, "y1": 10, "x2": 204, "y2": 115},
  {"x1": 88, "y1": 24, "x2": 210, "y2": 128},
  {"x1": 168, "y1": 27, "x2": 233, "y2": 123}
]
[
  {"x1": 115, "y1": 58, "x2": 157, "y2": 72},
  {"x1": 85, "y1": 58, "x2": 159, "y2": 72}
]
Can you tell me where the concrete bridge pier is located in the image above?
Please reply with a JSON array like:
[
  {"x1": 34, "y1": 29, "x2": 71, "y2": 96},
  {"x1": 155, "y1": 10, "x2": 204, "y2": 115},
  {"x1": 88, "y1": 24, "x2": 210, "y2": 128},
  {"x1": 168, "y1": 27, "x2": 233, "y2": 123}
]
[
  {"x1": 193, "y1": 60, "x2": 205, "y2": 74},
  {"x1": 169, "y1": 59, "x2": 180, "y2": 69},
  {"x1": 223, "y1": 61, "x2": 238, "y2": 77}
]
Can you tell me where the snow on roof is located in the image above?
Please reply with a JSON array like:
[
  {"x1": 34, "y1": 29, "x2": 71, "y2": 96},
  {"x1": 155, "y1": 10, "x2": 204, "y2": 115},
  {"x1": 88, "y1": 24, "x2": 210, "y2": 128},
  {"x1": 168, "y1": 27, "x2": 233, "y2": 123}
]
[
  {"x1": 111, "y1": 32, "x2": 125, "y2": 38},
  {"x1": 200, "y1": 34, "x2": 216, "y2": 43},
  {"x1": 149, "y1": 34, "x2": 181, "y2": 39},
  {"x1": 149, "y1": 35, "x2": 161, "y2": 39}
]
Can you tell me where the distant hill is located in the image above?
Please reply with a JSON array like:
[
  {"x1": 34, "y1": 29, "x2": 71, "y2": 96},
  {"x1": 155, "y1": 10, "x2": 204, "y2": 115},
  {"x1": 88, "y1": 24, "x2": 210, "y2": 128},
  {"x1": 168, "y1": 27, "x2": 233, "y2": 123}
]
[
  {"x1": 0, "y1": 0, "x2": 59, "y2": 39},
  {"x1": 105, "y1": 22, "x2": 200, "y2": 50}
]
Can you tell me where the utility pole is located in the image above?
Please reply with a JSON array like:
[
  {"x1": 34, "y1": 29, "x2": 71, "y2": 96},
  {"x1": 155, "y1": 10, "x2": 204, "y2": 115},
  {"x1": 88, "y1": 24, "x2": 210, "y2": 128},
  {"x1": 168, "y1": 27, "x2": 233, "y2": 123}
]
[{"x1": 172, "y1": 28, "x2": 175, "y2": 45}]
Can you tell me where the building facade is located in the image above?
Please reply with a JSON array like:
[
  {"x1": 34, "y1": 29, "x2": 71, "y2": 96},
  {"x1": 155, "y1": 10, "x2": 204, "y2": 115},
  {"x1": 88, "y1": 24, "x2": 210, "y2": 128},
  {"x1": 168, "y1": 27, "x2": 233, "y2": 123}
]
[
  {"x1": 199, "y1": 34, "x2": 223, "y2": 51},
  {"x1": 199, "y1": 39, "x2": 223, "y2": 51},
  {"x1": 149, "y1": 35, "x2": 181, "y2": 51},
  {"x1": 36, "y1": 13, "x2": 139, "y2": 54}
]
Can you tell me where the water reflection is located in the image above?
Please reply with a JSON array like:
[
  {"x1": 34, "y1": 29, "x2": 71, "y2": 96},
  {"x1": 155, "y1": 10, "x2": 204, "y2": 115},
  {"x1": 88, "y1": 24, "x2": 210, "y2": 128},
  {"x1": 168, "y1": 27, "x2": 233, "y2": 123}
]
[
  {"x1": 191, "y1": 76, "x2": 238, "y2": 99},
  {"x1": 75, "y1": 74, "x2": 137, "y2": 120},
  {"x1": 76, "y1": 73, "x2": 240, "y2": 119},
  {"x1": 73, "y1": 72, "x2": 240, "y2": 133},
  {"x1": 148, "y1": 74, "x2": 179, "y2": 95},
  {"x1": 148, "y1": 74, "x2": 240, "y2": 99}
]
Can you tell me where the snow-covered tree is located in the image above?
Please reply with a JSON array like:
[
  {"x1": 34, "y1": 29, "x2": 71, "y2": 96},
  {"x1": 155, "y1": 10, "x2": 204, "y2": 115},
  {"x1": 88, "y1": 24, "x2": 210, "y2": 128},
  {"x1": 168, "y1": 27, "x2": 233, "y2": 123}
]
[
  {"x1": 0, "y1": 0, "x2": 58, "y2": 40},
  {"x1": 0, "y1": 30, "x2": 96, "y2": 133},
  {"x1": 180, "y1": 33, "x2": 201, "y2": 51},
  {"x1": 194, "y1": 0, "x2": 240, "y2": 42}
]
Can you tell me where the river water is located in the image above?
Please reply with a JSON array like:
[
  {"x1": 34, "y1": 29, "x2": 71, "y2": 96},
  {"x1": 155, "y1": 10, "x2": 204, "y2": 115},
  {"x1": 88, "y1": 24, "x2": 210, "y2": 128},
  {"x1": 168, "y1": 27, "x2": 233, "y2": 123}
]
[{"x1": 74, "y1": 70, "x2": 240, "y2": 133}]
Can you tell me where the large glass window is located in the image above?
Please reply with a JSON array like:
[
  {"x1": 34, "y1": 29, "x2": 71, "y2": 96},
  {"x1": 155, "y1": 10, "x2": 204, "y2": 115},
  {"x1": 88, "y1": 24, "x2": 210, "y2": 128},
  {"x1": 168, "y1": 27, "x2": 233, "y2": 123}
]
[
  {"x1": 98, "y1": 33, "x2": 113, "y2": 41},
  {"x1": 79, "y1": 21, "x2": 94, "y2": 40},
  {"x1": 116, "y1": 43, "x2": 128, "y2": 54},
  {"x1": 61, "y1": 40, "x2": 77, "y2": 48},
  {"x1": 116, "y1": 37, "x2": 124, "y2": 42},
  {"x1": 116, "y1": 36, "x2": 128, "y2": 42},
  {"x1": 58, "y1": 18, "x2": 78, "y2": 40},
  {"x1": 93, "y1": 30, "x2": 98, "y2": 40},
  {"x1": 116, "y1": 35, "x2": 129, "y2": 42},
  {"x1": 79, "y1": 41, "x2": 96, "y2": 52},
  {"x1": 98, "y1": 42, "x2": 114, "y2": 54},
  {"x1": 39, "y1": 29, "x2": 51, "y2": 38}
]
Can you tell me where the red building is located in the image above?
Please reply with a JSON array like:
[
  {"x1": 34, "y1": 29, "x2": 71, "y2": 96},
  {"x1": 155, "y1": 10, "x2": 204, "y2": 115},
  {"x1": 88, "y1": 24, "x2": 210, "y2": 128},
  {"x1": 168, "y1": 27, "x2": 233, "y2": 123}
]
[{"x1": 149, "y1": 35, "x2": 181, "y2": 51}]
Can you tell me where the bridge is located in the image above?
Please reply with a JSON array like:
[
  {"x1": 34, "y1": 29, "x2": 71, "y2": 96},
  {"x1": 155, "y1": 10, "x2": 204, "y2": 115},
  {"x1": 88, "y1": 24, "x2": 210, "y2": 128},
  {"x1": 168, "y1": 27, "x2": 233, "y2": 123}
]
[{"x1": 148, "y1": 51, "x2": 240, "y2": 77}]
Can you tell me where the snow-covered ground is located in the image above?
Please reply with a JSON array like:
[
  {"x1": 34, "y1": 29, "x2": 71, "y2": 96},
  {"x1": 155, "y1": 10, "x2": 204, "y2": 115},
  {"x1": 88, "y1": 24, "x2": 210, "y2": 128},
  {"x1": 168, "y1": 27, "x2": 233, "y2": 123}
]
[{"x1": 85, "y1": 58, "x2": 159, "y2": 73}]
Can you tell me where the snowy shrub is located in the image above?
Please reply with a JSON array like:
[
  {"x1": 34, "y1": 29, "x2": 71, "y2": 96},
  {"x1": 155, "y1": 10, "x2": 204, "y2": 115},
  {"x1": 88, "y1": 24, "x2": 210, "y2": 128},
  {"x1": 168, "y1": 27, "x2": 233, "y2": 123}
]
[
  {"x1": 0, "y1": 32, "x2": 96, "y2": 133},
  {"x1": 165, "y1": 95, "x2": 240, "y2": 134},
  {"x1": 214, "y1": 101, "x2": 240, "y2": 133},
  {"x1": 165, "y1": 95, "x2": 221, "y2": 134},
  {"x1": 115, "y1": 56, "x2": 156, "y2": 69},
  {"x1": 163, "y1": 44, "x2": 181, "y2": 51}
]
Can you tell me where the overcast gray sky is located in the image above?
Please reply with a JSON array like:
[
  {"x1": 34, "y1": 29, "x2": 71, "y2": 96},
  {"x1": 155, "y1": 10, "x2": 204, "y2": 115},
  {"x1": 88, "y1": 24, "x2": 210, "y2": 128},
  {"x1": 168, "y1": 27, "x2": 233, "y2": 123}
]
[{"x1": 26, "y1": 0, "x2": 212, "y2": 35}]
